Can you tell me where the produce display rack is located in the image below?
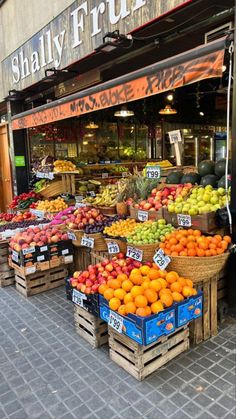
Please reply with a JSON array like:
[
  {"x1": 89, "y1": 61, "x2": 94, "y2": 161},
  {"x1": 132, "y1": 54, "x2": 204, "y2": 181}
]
[
  {"x1": 74, "y1": 305, "x2": 108, "y2": 348},
  {"x1": 108, "y1": 325, "x2": 189, "y2": 381},
  {"x1": 14, "y1": 265, "x2": 69, "y2": 297}
]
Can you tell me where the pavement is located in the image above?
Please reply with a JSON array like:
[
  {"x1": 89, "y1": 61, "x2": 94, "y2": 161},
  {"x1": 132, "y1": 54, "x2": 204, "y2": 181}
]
[{"x1": 0, "y1": 286, "x2": 235, "y2": 419}]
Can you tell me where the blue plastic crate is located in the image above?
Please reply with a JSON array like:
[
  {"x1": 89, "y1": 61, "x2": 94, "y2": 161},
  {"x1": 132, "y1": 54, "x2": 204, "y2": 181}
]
[
  {"x1": 99, "y1": 295, "x2": 175, "y2": 346},
  {"x1": 175, "y1": 291, "x2": 203, "y2": 327}
]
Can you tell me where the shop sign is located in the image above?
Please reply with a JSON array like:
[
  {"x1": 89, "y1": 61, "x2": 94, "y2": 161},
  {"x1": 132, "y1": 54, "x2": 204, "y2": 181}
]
[
  {"x1": 12, "y1": 48, "x2": 224, "y2": 130},
  {"x1": 2, "y1": 1, "x2": 192, "y2": 95},
  {"x1": 15, "y1": 156, "x2": 26, "y2": 167}
]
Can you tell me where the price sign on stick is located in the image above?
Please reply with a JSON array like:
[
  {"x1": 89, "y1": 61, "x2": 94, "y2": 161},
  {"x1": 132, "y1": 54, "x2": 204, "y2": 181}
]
[
  {"x1": 168, "y1": 130, "x2": 182, "y2": 144},
  {"x1": 126, "y1": 246, "x2": 143, "y2": 262},
  {"x1": 108, "y1": 311, "x2": 123, "y2": 334},
  {"x1": 153, "y1": 249, "x2": 171, "y2": 270},
  {"x1": 146, "y1": 166, "x2": 161, "y2": 179},
  {"x1": 138, "y1": 210, "x2": 148, "y2": 222},
  {"x1": 81, "y1": 236, "x2": 94, "y2": 248},
  {"x1": 107, "y1": 241, "x2": 120, "y2": 254},
  {"x1": 177, "y1": 214, "x2": 192, "y2": 227}
]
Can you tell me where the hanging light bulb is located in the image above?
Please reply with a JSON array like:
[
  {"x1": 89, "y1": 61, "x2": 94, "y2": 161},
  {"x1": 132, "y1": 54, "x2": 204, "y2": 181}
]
[
  {"x1": 114, "y1": 106, "x2": 134, "y2": 117},
  {"x1": 166, "y1": 93, "x2": 174, "y2": 101},
  {"x1": 159, "y1": 105, "x2": 177, "y2": 115},
  {"x1": 85, "y1": 121, "x2": 99, "y2": 129},
  {"x1": 199, "y1": 111, "x2": 204, "y2": 116}
]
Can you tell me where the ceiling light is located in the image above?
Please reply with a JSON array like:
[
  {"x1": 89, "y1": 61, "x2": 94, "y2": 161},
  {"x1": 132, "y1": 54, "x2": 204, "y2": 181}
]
[
  {"x1": 166, "y1": 93, "x2": 174, "y2": 101},
  {"x1": 85, "y1": 122, "x2": 99, "y2": 129},
  {"x1": 199, "y1": 111, "x2": 204, "y2": 116},
  {"x1": 95, "y1": 30, "x2": 133, "y2": 53},
  {"x1": 159, "y1": 105, "x2": 177, "y2": 115},
  {"x1": 83, "y1": 141, "x2": 88, "y2": 145},
  {"x1": 114, "y1": 106, "x2": 134, "y2": 117},
  {"x1": 222, "y1": 65, "x2": 227, "y2": 72}
]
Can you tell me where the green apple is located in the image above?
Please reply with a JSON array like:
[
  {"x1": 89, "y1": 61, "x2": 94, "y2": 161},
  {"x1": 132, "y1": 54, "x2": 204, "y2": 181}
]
[
  {"x1": 189, "y1": 207, "x2": 198, "y2": 216},
  {"x1": 205, "y1": 185, "x2": 213, "y2": 191},
  {"x1": 203, "y1": 193, "x2": 211, "y2": 202},
  {"x1": 198, "y1": 201, "x2": 205, "y2": 207},
  {"x1": 175, "y1": 197, "x2": 183, "y2": 203},
  {"x1": 157, "y1": 219, "x2": 166, "y2": 225},
  {"x1": 218, "y1": 187, "x2": 226, "y2": 196}
]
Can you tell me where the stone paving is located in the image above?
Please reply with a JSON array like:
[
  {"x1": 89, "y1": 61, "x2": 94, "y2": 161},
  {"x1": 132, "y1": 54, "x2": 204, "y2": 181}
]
[{"x1": 0, "y1": 286, "x2": 235, "y2": 419}]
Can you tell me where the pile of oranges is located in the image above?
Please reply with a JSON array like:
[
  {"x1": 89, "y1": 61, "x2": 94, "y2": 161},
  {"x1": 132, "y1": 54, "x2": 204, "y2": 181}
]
[
  {"x1": 98, "y1": 264, "x2": 197, "y2": 317},
  {"x1": 159, "y1": 229, "x2": 231, "y2": 257},
  {"x1": 103, "y1": 218, "x2": 137, "y2": 238}
]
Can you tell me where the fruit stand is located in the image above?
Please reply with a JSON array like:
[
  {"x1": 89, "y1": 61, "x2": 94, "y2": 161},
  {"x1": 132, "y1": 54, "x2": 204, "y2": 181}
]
[{"x1": 0, "y1": 157, "x2": 232, "y2": 380}]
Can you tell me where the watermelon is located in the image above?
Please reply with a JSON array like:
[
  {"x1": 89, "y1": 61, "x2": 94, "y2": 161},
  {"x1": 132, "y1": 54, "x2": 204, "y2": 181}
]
[
  {"x1": 200, "y1": 174, "x2": 219, "y2": 187},
  {"x1": 215, "y1": 159, "x2": 226, "y2": 177},
  {"x1": 198, "y1": 160, "x2": 215, "y2": 176},
  {"x1": 218, "y1": 175, "x2": 231, "y2": 188},
  {"x1": 180, "y1": 172, "x2": 201, "y2": 184},
  {"x1": 166, "y1": 171, "x2": 183, "y2": 184}
]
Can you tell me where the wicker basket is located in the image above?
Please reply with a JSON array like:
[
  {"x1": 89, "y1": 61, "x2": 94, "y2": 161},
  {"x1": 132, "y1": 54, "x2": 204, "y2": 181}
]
[
  {"x1": 129, "y1": 205, "x2": 164, "y2": 221},
  {"x1": 167, "y1": 252, "x2": 230, "y2": 283},
  {"x1": 85, "y1": 233, "x2": 107, "y2": 251},
  {"x1": 127, "y1": 242, "x2": 159, "y2": 262},
  {"x1": 40, "y1": 180, "x2": 64, "y2": 198},
  {"x1": 67, "y1": 229, "x2": 84, "y2": 247},
  {"x1": 104, "y1": 237, "x2": 127, "y2": 254}
]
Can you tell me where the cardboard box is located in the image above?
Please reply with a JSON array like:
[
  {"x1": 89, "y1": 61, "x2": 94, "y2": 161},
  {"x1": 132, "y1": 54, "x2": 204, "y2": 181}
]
[
  {"x1": 175, "y1": 292, "x2": 203, "y2": 327},
  {"x1": 9, "y1": 245, "x2": 49, "y2": 271},
  {"x1": 99, "y1": 295, "x2": 175, "y2": 345},
  {"x1": 71, "y1": 288, "x2": 99, "y2": 316},
  {"x1": 49, "y1": 240, "x2": 73, "y2": 267}
]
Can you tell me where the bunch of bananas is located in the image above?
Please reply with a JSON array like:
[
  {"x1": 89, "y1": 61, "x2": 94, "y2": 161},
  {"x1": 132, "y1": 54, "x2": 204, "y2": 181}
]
[
  {"x1": 83, "y1": 184, "x2": 118, "y2": 207},
  {"x1": 53, "y1": 160, "x2": 76, "y2": 172}
]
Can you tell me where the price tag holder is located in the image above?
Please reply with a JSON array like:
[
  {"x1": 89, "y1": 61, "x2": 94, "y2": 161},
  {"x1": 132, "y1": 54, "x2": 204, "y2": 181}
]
[
  {"x1": 107, "y1": 241, "x2": 120, "y2": 254},
  {"x1": 168, "y1": 129, "x2": 182, "y2": 144},
  {"x1": 81, "y1": 236, "x2": 94, "y2": 248},
  {"x1": 177, "y1": 214, "x2": 192, "y2": 227},
  {"x1": 108, "y1": 311, "x2": 123, "y2": 334},
  {"x1": 68, "y1": 232, "x2": 77, "y2": 241},
  {"x1": 146, "y1": 165, "x2": 161, "y2": 179},
  {"x1": 138, "y1": 210, "x2": 148, "y2": 222},
  {"x1": 72, "y1": 289, "x2": 87, "y2": 307},
  {"x1": 37, "y1": 255, "x2": 45, "y2": 262},
  {"x1": 153, "y1": 249, "x2": 171, "y2": 270},
  {"x1": 126, "y1": 246, "x2": 143, "y2": 262},
  {"x1": 22, "y1": 246, "x2": 36, "y2": 255},
  {"x1": 62, "y1": 249, "x2": 69, "y2": 255},
  {"x1": 102, "y1": 173, "x2": 109, "y2": 179},
  {"x1": 40, "y1": 246, "x2": 48, "y2": 252}
]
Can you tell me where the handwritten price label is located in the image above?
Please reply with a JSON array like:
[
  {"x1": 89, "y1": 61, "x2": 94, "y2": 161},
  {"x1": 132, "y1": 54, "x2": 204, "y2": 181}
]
[
  {"x1": 108, "y1": 311, "x2": 123, "y2": 334},
  {"x1": 107, "y1": 241, "x2": 120, "y2": 254},
  {"x1": 68, "y1": 232, "x2": 77, "y2": 241},
  {"x1": 177, "y1": 214, "x2": 192, "y2": 227},
  {"x1": 153, "y1": 249, "x2": 171, "y2": 270},
  {"x1": 102, "y1": 173, "x2": 109, "y2": 179},
  {"x1": 72, "y1": 289, "x2": 87, "y2": 307},
  {"x1": 138, "y1": 210, "x2": 148, "y2": 222},
  {"x1": 168, "y1": 129, "x2": 182, "y2": 144},
  {"x1": 126, "y1": 246, "x2": 143, "y2": 262},
  {"x1": 146, "y1": 166, "x2": 161, "y2": 179},
  {"x1": 81, "y1": 236, "x2": 94, "y2": 248}
]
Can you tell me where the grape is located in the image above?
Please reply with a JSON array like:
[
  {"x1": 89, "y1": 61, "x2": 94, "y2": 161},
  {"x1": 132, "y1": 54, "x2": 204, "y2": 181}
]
[{"x1": 0, "y1": 219, "x2": 48, "y2": 232}]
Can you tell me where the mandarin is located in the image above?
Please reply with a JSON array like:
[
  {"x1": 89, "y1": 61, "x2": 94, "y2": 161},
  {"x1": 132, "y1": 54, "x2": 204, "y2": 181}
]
[
  {"x1": 122, "y1": 279, "x2": 133, "y2": 292},
  {"x1": 170, "y1": 281, "x2": 182, "y2": 293},
  {"x1": 144, "y1": 289, "x2": 158, "y2": 303},
  {"x1": 172, "y1": 291, "x2": 184, "y2": 302},
  {"x1": 140, "y1": 265, "x2": 151, "y2": 275},
  {"x1": 98, "y1": 284, "x2": 108, "y2": 295},
  {"x1": 166, "y1": 271, "x2": 179, "y2": 284},
  {"x1": 109, "y1": 297, "x2": 121, "y2": 311},
  {"x1": 136, "y1": 307, "x2": 148, "y2": 317},
  {"x1": 104, "y1": 288, "x2": 114, "y2": 300},
  {"x1": 109, "y1": 279, "x2": 122, "y2": 290},
  {"x1": 123, "y1": 293, "x2": 133, "y2": 304},
  {"x1": 142, "y1": 280, "x2": 151, "y2": 290},
  {"x1": 151, "y1": 300, "x2": 164, "y2": 314},
  {"x1": 145, "y1": 306, "x2": 152, "y2": 316},
  {"x1": 150, "y1": 279, "x2": 162, "y2": 292},
  {"x1": 125, "y1": 301, "x2": 136, "y2": 314},
  {"x1": 118, "y1": 305, "x2": 127, "y2": 316},
  {"x1": 117, "y1": 273, "x2": 128, "y2": 282},
  {"x1": 160, "y1": 293, "x2": 173, "y2": 307},
  {"x1": 130, "y1": 273, "x2": 143, "y2": 285},
  {"x1": 182, "y1": 286, "x2": 194, "y2": 297},
  {"x1": 130, "y1": 285, "x2": 144, "y2": 297},
  {"x1": 148, "y1": 268, "x2": 160, "y2": 280},
  {"x1": 114, "y1": 288, "x2": 126, "y2": 300},
  {"x1": 135, "y1": 295, "x2": 148, "y2": 308}
]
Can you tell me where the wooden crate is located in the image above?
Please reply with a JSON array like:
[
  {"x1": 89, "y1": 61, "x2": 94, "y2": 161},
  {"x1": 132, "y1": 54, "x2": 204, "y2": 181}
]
[
  {"x1": 74, "y1": 305, "x2": 108, "y2": 348},
  {"x1": 108, "y1": 325, "x2": 189, "y2": 381},
  {"x1": 15, "y1": 266, "x2": 68, "y2": 297},
  {"x1": 0, "y1": 242, "x2": 15, "y2": 287},
  {"x1": 73, "y1": 247, "x2": 91, "y2": 271},
  {"x1": 217, "y1": 276, "x2": 227, "y2": 301},
  {"x1": 90, "y1": 250, "x2": 112, "y2": 265},
  {"x1": 163, "y1": 208, "x2": 217, "y2": 233}
]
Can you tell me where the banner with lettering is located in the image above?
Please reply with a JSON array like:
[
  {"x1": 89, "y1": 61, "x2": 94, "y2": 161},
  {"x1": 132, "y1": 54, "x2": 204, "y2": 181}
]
[{"x1": 12, "y1": 48, "x2": 224, "y2": 130}]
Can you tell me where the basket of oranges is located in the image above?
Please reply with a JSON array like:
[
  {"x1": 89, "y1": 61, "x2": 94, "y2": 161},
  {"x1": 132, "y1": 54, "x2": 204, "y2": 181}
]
[{"x1": 159, "y1": 229, "x2": 231, "y2": 282}]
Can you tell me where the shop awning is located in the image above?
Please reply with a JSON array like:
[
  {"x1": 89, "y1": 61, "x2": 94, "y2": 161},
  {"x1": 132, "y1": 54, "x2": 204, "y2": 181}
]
[{"x1": 11, "y1": 37, "x2": 226, "y2": 130}]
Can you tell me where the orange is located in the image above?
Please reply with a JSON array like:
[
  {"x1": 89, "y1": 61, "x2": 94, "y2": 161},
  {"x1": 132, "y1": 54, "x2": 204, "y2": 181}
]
[
  {"x1": 136, "y1": 307, "x2": 148, "y2": 317},
  {"x1": 166, "y1": 271, "x2": 179, "y2": 284},
  {"x1": 109, "y1": 279, "x2": 122, "y2": 290},
  {"x1": 196, "y1": 248, "x2": 205, "y2": 257},
  {"x1": 210, "y1": 249, "x2": 217, "y2": 256},
  {"x1": 150, "y1": 279, "x2": 162, "y2": 292},
  {"x1": 169, "y1": 237, "x2": 178, "y2": 245},
  {"x1": 192, "y1": 288, "x2": 197, "y2": 296},
  {"x1": 140, "y1": 265, "x2": 151, "y2": 275},
  {"x1": 118, "y1": 305, "x2": 127, "y2": 316},
  {"x1": 178, "y1": 277, "x2": 187, "y2": 286},
  {"x1": 205, "y1": 250, "x2": 212, "y2": 257},
  {"x1": 148, "y1": 268, "x2": 160, "y2": 280},
  {"x1": 151, "y1": 300, "x2": 164, "y2": 314},
  {"x1": 179, "y1": 237, "x2": 187, "y2": 246},
  {"x1": 158, "y1": 278, "x2": 167, "y2": 288},
  {"x1": 125, "y1": 301, "x2": 136, "y2": 314},
  {"x1": 135, "y1": 295, "x2": 148, "y2": 308},
  {"x1": 185, "y1": 279, "x2": 193, "y2": 288},
  {"x1": 142, "y1": 280, "x2": 151, "y2": 290},
  {"x1": 145, "y1": 306, "x2": 152, "y2": 316},
  {"x1": 187, "y1": 249, "x2": 197, "y2": 257},
  {"x1": 170, "y1": 281, "x2": 182, "y2": 293},
  {"x1": 179, "y1": 251, "x2": 188, "y2": 256},
  {"x1": 172, "y1": 291, "x2": 184, "y2": 302},
  {"x1": 144, "y1": 289, "x2": 158, "y2": 303},
  {"x1": 182, "y1": 286, "x2": 193, "y2": 298},
  {"x1": 158, "y1": 270, "x2": 167, "y2": 278},
  {"x1": 214, "y1": 234, "x2": 222, "y2": 242},
  {"x1": 193, "y1": 230, "x2": 201, "y2": 237},
  {"x1": 159, "y1": 288, "x2": 172, "y2": 296},
  {"x1": 223, "y1": 235, "x2": 231, "y2": 244},
  {"x1": 122, "y1": 279, "x2": 133, "y2": 292},
  {"x1": 160, "y1": 293, "x2": 173, "y2": 307},
  {"x1": 171, "y1": 251, "x2": 179, "y2": 257},
  {"x1": 117, "y1": 273, "x2": 128, "y2": 282},
  {"x1": 124, "y1": 293, "x2": 133, "y2": 304},
  {"x1": 98, "y1": 284, "x2": 108, "y2": 295},
  {"x1": 217, "y1": 248, "x2": 224, "y2": 255},
  {"x1": 187, "y1": 242, "x2": 196, "y2": 250},
  {"x1": 199, "y1": 241, "x2": 209, "y2": 250},
  {"x1": 187, "y1": 235, "x2": 196, "y2": 242},
  {"x1": 114, "y1": 288, "x2": 126, "y2": 300},
  {"x1": 109, "y1": 297, "x2": 121, "y2": 311},
  {"x1": 104, "y1": 288, "x2": 114, "y2": 301},
  {"x1": 130, "y1": 273, "x2": 143, "y2": 285},
  {"x1": 130, "y1": 268, "x2": 141, "y2": 276},
  {"x1": 130, "y1": 285, "x2": 144, "y2": 297}
]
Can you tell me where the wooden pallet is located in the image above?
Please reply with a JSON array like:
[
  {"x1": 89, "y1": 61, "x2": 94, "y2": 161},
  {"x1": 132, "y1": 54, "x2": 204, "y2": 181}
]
[
  {"x1": 108, "y1": 325, "x2": 189, "y2": 381},
  {"x1": 15, "y1": 266, "x2": 68, "y2": 297},
  {"x1": 74, "y1": 305, "x2": 108, "y2": 348}
]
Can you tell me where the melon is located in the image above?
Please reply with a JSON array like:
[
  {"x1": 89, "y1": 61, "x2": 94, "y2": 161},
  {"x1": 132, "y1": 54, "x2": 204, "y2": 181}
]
[
  {"x1": 180, "y1": 172, "x2": 201, "y2": 185},
  {"x1": 215, "y1": 159, "x2": 226, "y2": 177},
  {"x1": 198, "y1": 160, "x2": 215, "y2": 177},
  {"x1": 166, "y1": 171, "x2": 183, "y2": 184},
  {"x1": 200, "y1": 174, "x2": 219, "y2": 187},
  {"x1": 218, "y1": 175, "x2": 231, "y2": 188}
]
